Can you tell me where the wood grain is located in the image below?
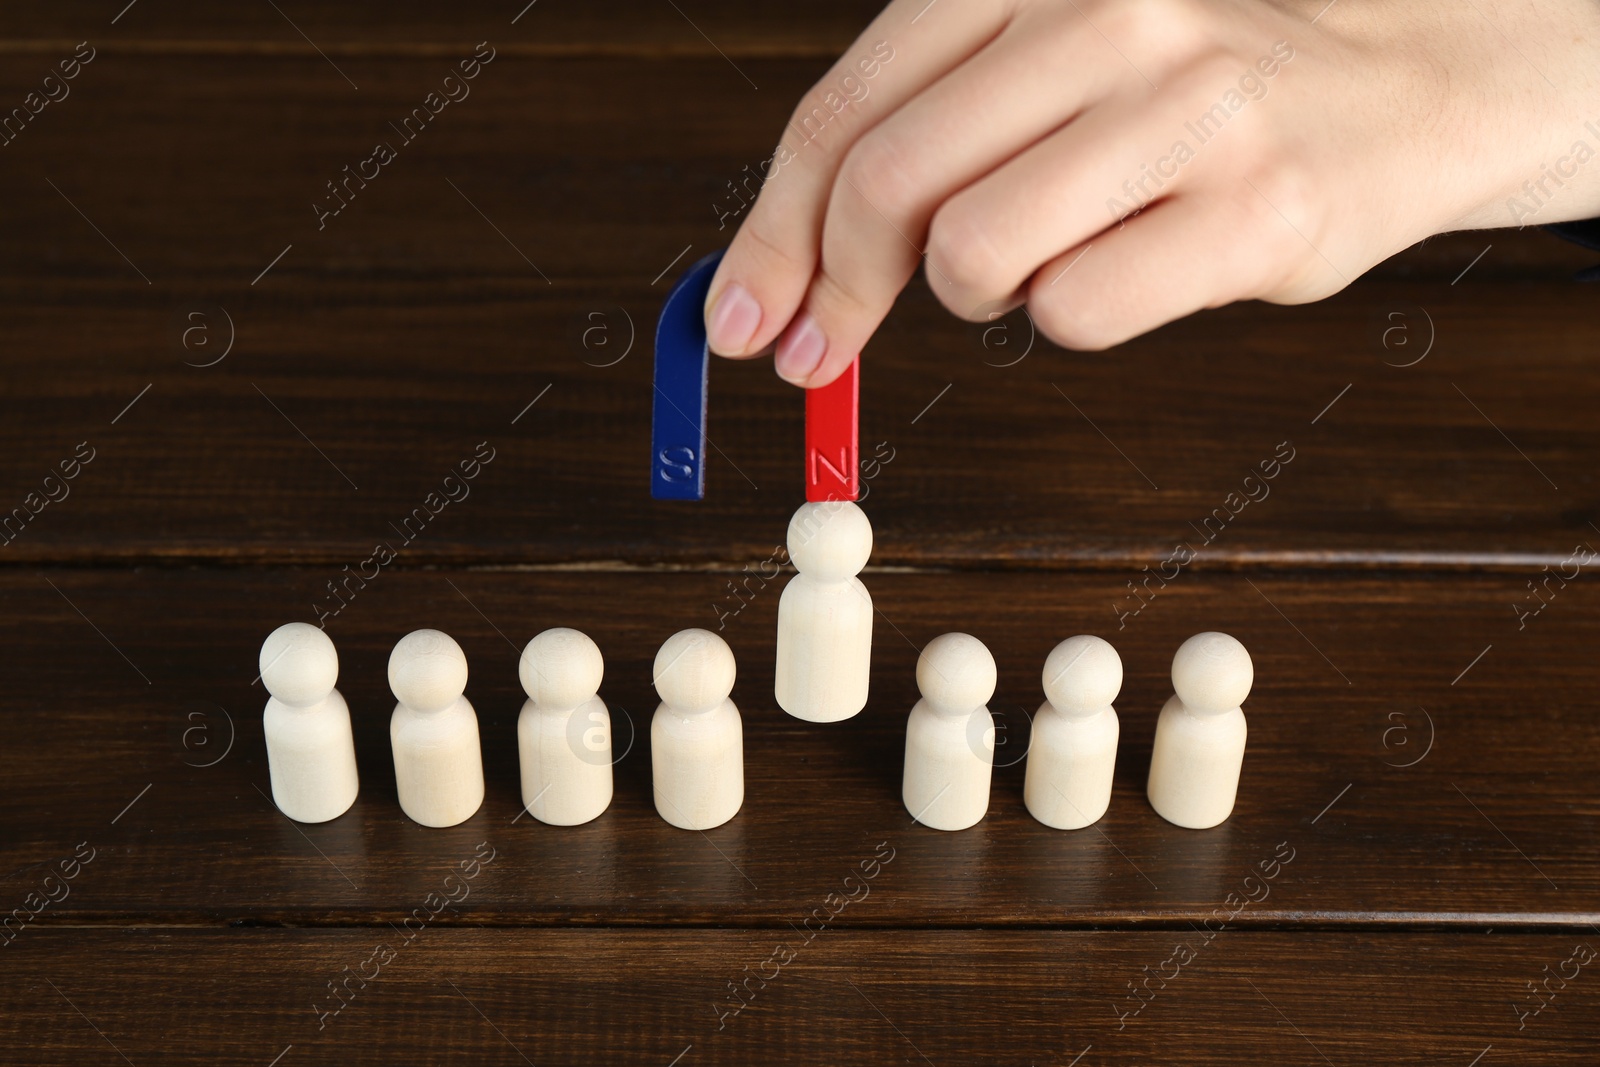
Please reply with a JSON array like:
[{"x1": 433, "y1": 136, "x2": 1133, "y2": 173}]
[
  {"x1": 0, "y1": 1, "x2": 882, "y2": 55},
  {"x1": 0, "y1": 51, "x2": 1592, "y2": 569},
  {"x1": 3, "y1": 568, "x2": 1594, "y2": 926},
  {"x1": 4, "y1": 4, "x2": 1598, "y2": 1061},
  {"x1": 0, "y1": 280, "x2": 1595, "y2": 568},
  {"x1": 0, "y1": 54, "x2": 1589, "y2": 286},
  {"x1": 4, "y1": 928, "x2": 1595, "y2": 1065}
]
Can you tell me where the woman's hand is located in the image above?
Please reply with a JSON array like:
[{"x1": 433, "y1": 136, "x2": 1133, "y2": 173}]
[{"x1": 703, "y1": 0, "x2": 1600, "y2": 387}]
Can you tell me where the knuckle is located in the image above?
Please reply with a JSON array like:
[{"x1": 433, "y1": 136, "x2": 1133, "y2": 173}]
[
  {"x1": 736, "y1": 213, "x2": 805, "y2": 275},
  {"x1": 926, "y1": 198, "x2": 1009, "y2": 305},
  {"x1": 1099, "y1": 0, "x2": 1203, "y2": 48},
  {"x1": 786, "y1": 90, "x2": 833, "y2": 138},
  {"x1": 786, "y1": 81, "x2": 860, "y2": 153},
  {"x1": 924, "y1": 264, "x2": 983, "y2": 321},
  {"x1": 1169, "y1": 51, "x2": 1274, "y2": 158},
  {"x1": 837, "y1": 130, "x2": 921, "y2": 219},
  {"x1": 808, "y1": 261, "x2": 873, "y2": 319},
  {"x1": 1027, "y1": 291, "x2": 1124, "y2": 352},
  {"x1": 1186, "y1": 48, "x2": 1252, "y2": 94},
  {"x1": 1247, "y1": 165, "x2": 1319, "y2": 242},
  {"x1": 1238, "y1": 164, "x2": 1332, "y2": 287}
]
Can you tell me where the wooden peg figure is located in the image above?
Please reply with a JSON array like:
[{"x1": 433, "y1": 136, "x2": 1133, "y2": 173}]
[
  {"x1": 775, "y1": 500, "x2": 873, "y2": 722},
  {"x1": 1023, "y1": 635, "x2": 1122, "y2": 829},
  {"x1": 260, "y1": 622, "x2": 359, "y2": 823},
  {"x1": 389, "y1": 628, "x2": 484, "y2": 828},
  {"x1": 651, "y1": 628, "x2": 743, "y2": 830},
  {"x1": 518, "y1": 627, "x2": 612, "y2": 825},
  {"x1": 1147, "y1": 631, "x2": 1253, "y2": 829},
  {"x1": 902, "y1": 632, "x2": 996, "y2": 831}
]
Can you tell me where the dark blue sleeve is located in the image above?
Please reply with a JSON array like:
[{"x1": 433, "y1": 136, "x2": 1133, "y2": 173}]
[{"x1": 1547, "y1": 220, "x2": 1600, "y2": 281}]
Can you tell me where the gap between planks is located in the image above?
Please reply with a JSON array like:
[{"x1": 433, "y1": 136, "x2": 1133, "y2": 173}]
[
  {"x1": 0, "y1": 39, "x2": 853, "y2": 60},
  {"x1": 0, "y1": 553, "x2": 1592, "y2": 575},
  {"x1": 25, "y1": 914, "x2": 1600, "y2": 932}
]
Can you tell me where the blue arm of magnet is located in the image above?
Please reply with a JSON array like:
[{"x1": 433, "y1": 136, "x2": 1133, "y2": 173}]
[{"x1": 650, "y1": 248, "x2": 724, "y2": 500}]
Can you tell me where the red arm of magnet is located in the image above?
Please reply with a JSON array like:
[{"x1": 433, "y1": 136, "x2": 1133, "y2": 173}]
[{"x1": 804, "y1": 356, "x2": 859, "y2": 502}]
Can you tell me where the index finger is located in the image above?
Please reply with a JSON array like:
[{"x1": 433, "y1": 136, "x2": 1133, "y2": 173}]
[{"x1": 703, "y1": 0, "x2": 1017, "y2": 369}]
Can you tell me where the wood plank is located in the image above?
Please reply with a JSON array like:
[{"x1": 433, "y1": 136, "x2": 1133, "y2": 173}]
[
  {"x1": 3, "y1": 927, "x2": 1594, "y2": 1064},
  {"x1": 3, "y1": 568, "x2": 1595, "y2": 926},
  {"x1": 0, "y1": 1, "x2": 880, "y2": 55},
  {"x1": 0, "y1": 279, "x2": 1593, "y2": 567},
  {"x1": 0, "y1": 54, "x2": 809, "y2": 285},
  {"x1": 0, "y1": 55, "x2": 1588, "y2": 287}
]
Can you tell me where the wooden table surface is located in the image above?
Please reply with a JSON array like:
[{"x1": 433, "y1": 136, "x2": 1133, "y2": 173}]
[{"x1": 4, "y1": 4, "x2": 1599, "y2": 1064}]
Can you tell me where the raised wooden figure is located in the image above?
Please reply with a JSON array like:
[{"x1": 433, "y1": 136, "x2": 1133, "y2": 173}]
[{"x1": 775, "y1": 500, "x2": 873, "y2": 723}]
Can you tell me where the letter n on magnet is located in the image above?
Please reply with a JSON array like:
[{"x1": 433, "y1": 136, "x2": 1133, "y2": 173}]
[{"x1": 805, "y1": 356, "x2": 859, "y2": 502}]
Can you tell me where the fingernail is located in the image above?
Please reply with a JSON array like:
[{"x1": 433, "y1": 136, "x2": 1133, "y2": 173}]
[
  {"x1": 775, "y1": 313, "x2": 826, "y2": 384},
  {"x1": 706, "y1": 282, "x2": 761, "y2": 355}
]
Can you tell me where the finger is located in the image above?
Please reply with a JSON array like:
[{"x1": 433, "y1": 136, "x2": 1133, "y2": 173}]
[
  {"x1": 703, "y1": 0, "x2": 1016, "y2": 360},
  {"x1": 1023, "y1": 188, "x2": 1285, "y2": 350},
  {"x1": 774, "y1": 7, "x2": 1124, "y2": 387},
  {"x1": 924, "y1": 62, "x2": 1228, "y2": 320}
]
